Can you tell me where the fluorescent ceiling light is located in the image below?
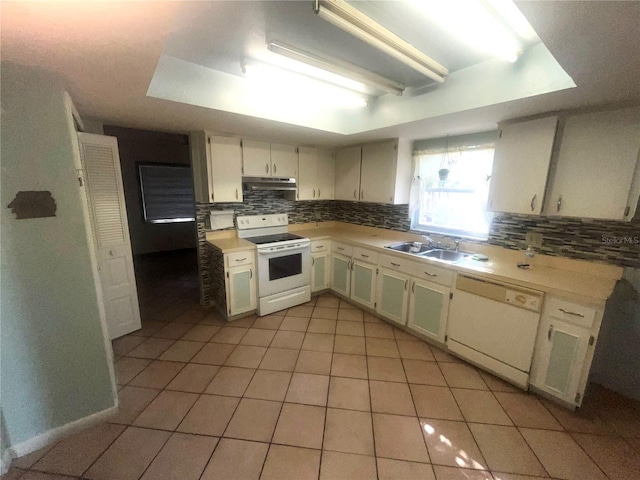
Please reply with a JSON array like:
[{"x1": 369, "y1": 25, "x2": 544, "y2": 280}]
[
  {"x1": 242, "y1": 60, "x2": 368, "y2": 109},
  {"x1": 314, "y1": 0, "x2": 448, "y2": 84},
  {"x1": 267, "y1": 40, "x2": 405, "y2": 96},
  {"x1": 414, "y1": 0, "x2": 525, "y2": 63}
]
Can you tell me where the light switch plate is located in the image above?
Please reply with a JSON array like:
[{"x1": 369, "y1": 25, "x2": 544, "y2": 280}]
[{"x1": 526, "y1": 232, "x2": 543, "y2": 247}]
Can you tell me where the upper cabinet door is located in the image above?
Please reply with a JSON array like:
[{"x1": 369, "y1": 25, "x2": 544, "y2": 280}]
[
  {"x1": 317, "y1": 150, "x2": 335, "y2": 200},
  {"x1": 547, "y1": 107, "x2": 640, "y2": 220},
  {"x1": 242, "y1": 140, "x2": 271, "y2": 176},
  {"x1": 335, "y1": 147, "x2": 362, "y2": 201},
  {"x1": 360, "y1": 141, "x2": 398, "y2": 204},
  {"x1": 298, "y1": 147, "x2": 318, "y2": 200},
  {"x1": 488, "y1": 116, "x2": 558, "y2": 215},
  {"x1": 209, "y1": 136, "x2": 243, "y2": 203},
  {"x1": 270, "y1": 143, "x2": 298, "y2": 178}
]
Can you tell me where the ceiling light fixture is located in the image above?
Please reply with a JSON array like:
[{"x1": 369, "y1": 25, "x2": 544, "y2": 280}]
[
  {"x1": 313, "y1": 0, "x2": 448, "y2": 84},
  {"x1": 267, "y1": 40, "x2": 405, "y2": 96},
  {"x1": 241, "y1": 60, "x2": 369, "y2": 109}
]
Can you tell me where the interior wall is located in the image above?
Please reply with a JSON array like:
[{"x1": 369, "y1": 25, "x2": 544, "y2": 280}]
[
  {"x1": 0, "y1": 63, "x2": 115, "y2": 450},
  {"x1": 103, "y1": 125, "x2": 197, "y2": 255}
]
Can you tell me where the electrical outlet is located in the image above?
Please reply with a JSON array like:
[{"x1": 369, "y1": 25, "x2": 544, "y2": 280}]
[{"x1": 526, "y1": 232, "x2": 543, "y2": 247}]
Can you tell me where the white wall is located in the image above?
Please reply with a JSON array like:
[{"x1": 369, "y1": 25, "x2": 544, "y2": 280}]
[{"x1": 0, "y1": 63, "x2": 116, "y2": 453}]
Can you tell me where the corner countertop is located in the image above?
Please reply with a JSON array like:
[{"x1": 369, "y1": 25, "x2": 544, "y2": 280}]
[{"x1": 206, "y1": 222, "x2": 622, "y2": 307}]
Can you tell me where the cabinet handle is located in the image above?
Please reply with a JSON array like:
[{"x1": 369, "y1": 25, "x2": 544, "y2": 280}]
[
  {"x1": 317, "y1": 245, "x2": 324, "y2": 248},
  {"x1": 548, "y1": 324, "x2": 553, "y2": 340},
  {"x1": 313, "y1": 188, "x2": 316, "y2": 198},
  {"x1": 404, "y1": 279, "x2": 408, "y2": 290},
  {"x1": 211, "y1": 193, "x2": 215, "y2": 202},
  {"x1": 361, "y1": 190, "x2": 364, "y2": 200},
  {"x1": 318, "y1": 188, "x2": 321, "y2": 198},
  {"x1": 250, "y1": 268, "x2": 253, "y2": 279},
  {"x1": 360, "y1": 254, "x2": 369, "y2": 258},
  {"x1": 353, "y1": 189, "x2": 357, "y2": 199},
  {"x1": 266, "y1": 163, "x2": 269, "y2": 174},
  {"x1": 530, "y1": 194, "x2": 537, "y2": 212},
  {"x1": 337, "y1": 247, "x2": 345, "y2": 251},
  {"x1": 424, "y1": 271, "x2": 438, "y2": 277},
  {"x1": 235, "y1": 257, "x2": 247, "y2": 262},
  {"x1": 235, "y1": 188, "x2": 238, "y2": 200},
  {"x1": 312, "y1": 257, "x2": 315, "y2": 266},
  {"x1": 273, "y1": 163, "x2": 277, "y2": 174},
  {"x1": 411, "y1": 281, "x2": 415, "y2": 293},
  {"x1": 559, "y1": 308, "x2": 584, "y2": 317},
  {"x1": 557, "y1": 195, "x2": 562, "y2": 212},
  {"x1": 391, "y1": 262, "x2": 400, "y2": 267}
]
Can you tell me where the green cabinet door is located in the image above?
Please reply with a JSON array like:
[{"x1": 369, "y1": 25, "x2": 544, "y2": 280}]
[
  {"x1": 408, "y1": 279, "x2": 449, "y2": 343},
  {"x1": 228, "y1": 265, "x2": 256, "y2": 315},
  {"x1": 376, "y1": 268, "x2": 409, "y2": 326},
  {"x1": 350, "y1": 261, "x2": 376, "y2": 308},
  {"x1": 331, "y1": 253, "x2": 351, "y2": 297},
  {"x1": 312, "y1": 253, "x2": 329, "y2": 292}
]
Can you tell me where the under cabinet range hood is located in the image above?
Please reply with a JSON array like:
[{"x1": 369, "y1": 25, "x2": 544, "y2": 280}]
[{"x1": 242, "y1": 177, "x2": 297, "y2": 191}]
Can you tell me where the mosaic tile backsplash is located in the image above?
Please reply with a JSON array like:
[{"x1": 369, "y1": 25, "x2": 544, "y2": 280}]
[{"x1": 197, "y1": 190, "x2": 639, "y2": 277}]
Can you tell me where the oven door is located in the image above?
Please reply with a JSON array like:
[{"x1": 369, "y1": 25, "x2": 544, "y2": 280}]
[{"x1": 257, "y1": 244, "x2": 311, "y2": 297}]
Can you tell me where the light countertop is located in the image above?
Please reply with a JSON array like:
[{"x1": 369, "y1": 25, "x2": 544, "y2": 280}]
[{"x1": 207, "y1": 222, "x2": 623, "y2": 307}]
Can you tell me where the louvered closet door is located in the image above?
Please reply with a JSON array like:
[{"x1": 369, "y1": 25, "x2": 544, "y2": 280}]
[{"x1": 78, "y1": 132, "x2": 141, "y2": 339}]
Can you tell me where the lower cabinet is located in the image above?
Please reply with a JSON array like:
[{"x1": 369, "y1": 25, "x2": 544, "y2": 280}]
[
  {"x1": 225, "y1": 255, "x2": 257, "y2": 316},
  {"x1": 376, "y1": 268, "x2": 410, "y2": 326},
  {"x1": 407, "y1": 279, "x2": 450, "y2": 344},
  {"x1": 530, "y1": 297, "x2": 598, "y2": 406},
  {"x1": 331, "y1": 252, "x2": 351, "y2": 297},
  {"x1": 350, "y1": 260, "x2": 377, "y2": 309},
  {"x1": 311, "y1": 249, "x2": 330, "y2": 292}
]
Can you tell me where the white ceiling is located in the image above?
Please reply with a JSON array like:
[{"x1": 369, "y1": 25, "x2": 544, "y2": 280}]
[{"x1": 2, "y1": 1, "x2": 639, "y2": 146}]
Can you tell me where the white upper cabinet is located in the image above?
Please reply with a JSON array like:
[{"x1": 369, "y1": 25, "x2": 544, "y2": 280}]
[
  {"x1": 190, "y1": 132, "x2": 243, "y2": 203},
  {"x1": 335, "y1": 139, "x2": 411, "y2": 204},
  {"x1": 546, "y1": 107, "x2": 640, "y2": 220},
  {"x1": 335, "y1": 146, "x2": 362, "y2": 201},
  {"x1": 488, "y1": 116, "x2": 558, "y2": 215},
  {"x1": 270, "y1": 143, "x2": 298, "y2": 178},
  {"x1": 242, "y1": 140, "x2": 297, "y2": 178},
  {"x1": 298, "y1": 147, "x2": 335, "y2": 201}
]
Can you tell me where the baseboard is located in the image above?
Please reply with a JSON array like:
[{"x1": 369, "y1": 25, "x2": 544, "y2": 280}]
[
  {"x1": 9, "y1": 404, "x2": 118, "y2": 459},
  {"x1": 1, "y1": 447, "x2": 12, "y2": 475}
]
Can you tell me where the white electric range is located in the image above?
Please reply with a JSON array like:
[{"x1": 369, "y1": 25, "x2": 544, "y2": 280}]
[{"x1": 237, "y1": 214, "x2": 311, "y2": 315}]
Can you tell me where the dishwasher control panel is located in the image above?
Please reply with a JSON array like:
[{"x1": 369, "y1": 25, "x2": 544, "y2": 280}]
[{"x1": 505, "y1": 290, "x2": 541, "y2": 312}]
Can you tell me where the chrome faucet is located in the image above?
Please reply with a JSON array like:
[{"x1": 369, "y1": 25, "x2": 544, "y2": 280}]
[
  {"x1": 454, "y1": 240, "x2": 460, "y2": 252},
  {"x1": 421, "y1": 235, "x2": 435, "y2": 246}
]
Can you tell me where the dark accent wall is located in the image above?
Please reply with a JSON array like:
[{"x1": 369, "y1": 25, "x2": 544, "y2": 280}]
[{"x1": 103, "y1": 126, "x2": 197, "y2": 255}]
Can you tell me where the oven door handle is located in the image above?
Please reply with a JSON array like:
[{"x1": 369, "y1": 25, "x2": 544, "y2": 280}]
[{"x1": 257, "y1": 245, "x2": 310, "y2": 255}]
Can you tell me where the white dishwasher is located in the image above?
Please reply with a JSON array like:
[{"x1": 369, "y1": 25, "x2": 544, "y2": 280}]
[{"x1": 447, "y1": 274, "x2": 544, "y2": 388}]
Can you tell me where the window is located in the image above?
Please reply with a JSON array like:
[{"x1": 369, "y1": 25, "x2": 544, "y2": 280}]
[
  {"x1": 138, "y1": 163, "x2": 195, "y2": 223},
  {"x1": 411, "y1": 144, "x2": 494, "y2": 240}
]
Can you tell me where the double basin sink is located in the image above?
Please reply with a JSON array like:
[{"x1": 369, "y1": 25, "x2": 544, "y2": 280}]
[{"x1": 385, "y1": 242, "x2": 471, "y2": 263}]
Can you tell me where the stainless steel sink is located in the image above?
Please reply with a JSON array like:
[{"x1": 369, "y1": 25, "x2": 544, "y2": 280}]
[
  {"x1": 385, "y1": 242, "x2": 432, "y2": 254},
  {"x1": 419, "y1": 249, "x2": 471, "y2": 263}
]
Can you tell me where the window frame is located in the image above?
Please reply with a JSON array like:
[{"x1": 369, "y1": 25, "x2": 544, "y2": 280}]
[
  {"x1": 410, "y1": 144, "x2": 495, "y2": 241},
  {"x1": 137, "y1": 162, "x2": 195, "y2": 224}
]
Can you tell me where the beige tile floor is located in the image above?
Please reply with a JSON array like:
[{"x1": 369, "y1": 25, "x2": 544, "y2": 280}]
[{"x1": 5, "y1": 252, "x2": 640, "y2": 480}]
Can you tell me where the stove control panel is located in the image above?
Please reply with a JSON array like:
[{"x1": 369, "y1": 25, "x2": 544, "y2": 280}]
[{"x1": 237, "y1": 214, "x2": 289, "y2": 230}]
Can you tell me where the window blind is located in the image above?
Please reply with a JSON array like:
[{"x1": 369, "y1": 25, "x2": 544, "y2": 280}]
[{"x1": 138, "y1": 163, "x2": 195, "y2": 223}]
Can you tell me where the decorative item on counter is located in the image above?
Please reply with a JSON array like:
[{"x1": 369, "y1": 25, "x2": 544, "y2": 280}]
[
  {"x1": 209, "y1": 210, "x2": 235, "y2": 230},
  {"x1": 517, "y1": 245, "x2": 536, "y2": 269}
]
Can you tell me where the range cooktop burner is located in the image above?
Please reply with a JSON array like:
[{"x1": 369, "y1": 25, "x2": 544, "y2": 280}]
[{"x1": 245, "y1": 233, "x2": 305, "y2": 245}]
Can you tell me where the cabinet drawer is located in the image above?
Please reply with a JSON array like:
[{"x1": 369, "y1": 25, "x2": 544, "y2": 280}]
[
  {"x1": 311, "y1": 240, "x2": 330, "y2": 253},
  {"x1": 225, "y1": 251, "x2": 255, "y2": 268},
  {"x1": 379, "y1": 254, "x2": 412, "y2": 271},
  {"x1": 332, "y1": 242, "x2": 353, "y2": 256},
  {"x1": 544, "y1": 297, "x2": 596, "y2": 329},
  {"x1": 409, "y1": 262, "x2": 454, "y2": 287},
  {"x1": 352, "y1": 247, "x2": 379, "y2": 264}
]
